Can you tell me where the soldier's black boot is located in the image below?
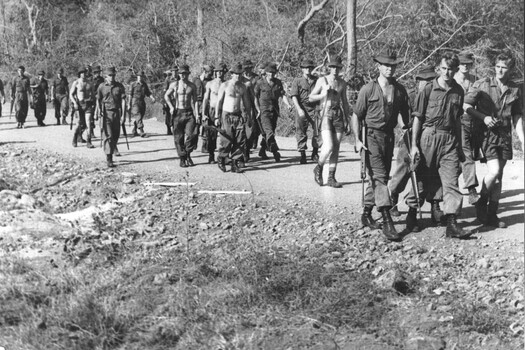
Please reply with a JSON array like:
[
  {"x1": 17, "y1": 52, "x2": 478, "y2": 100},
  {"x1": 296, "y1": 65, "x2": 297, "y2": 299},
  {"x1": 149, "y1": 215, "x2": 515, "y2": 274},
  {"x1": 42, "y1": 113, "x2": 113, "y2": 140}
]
[
  {"x1": 476, "y1": 191, "x2": 489, "y2": 224},
  {"x1": 72, "y1": 130, "x2": 78, "y2": 147},
  {"x1": 390, "y1": 193, "x2": 400, "y2": 217},
  {"x1": 468, "y1": 186, "x2": 480, "y2": 205},
  {"x1": 273, "y1": 151, "x2": 281, "y2": 162},
  {"x1": 208, "y1": 151, "x2": 216, "y2": 164},
  {"x1": 361, "y1": 206, "x2": 380, "y2": 229},
  {"x1": 167, "y1": 126, "x2": 173, "y2": 135},
  {"x1": 139, "y1": 128, "x2": 146, "y2": 138},
  {"x1": 326, "y1": 169, "x2": 342, "y2": 188},
  {"x1": 299, "y1": 151, "x2": 307, "y2": 164},
  {"x1": 381, "y1": 207, "x2": 401, "y2": 241},
  {"x1": 311, "y1": 148, "x2": 319, "y2": 163},
  {"x1": 406, "y1": 207, "x2": 420, "y2": 233},
  {"x1": 186, "y1": 153, "x2": 195, "y2": 167},
  {"x1": 179, "y1": 156, "x2": 188, "y2": 168},
  {"x1": 445, "y1": 214, "x2": 472, "y2": 239},
  {"x1": 217, "y1": 157, "x2": 227, "y2": 172},
  {"x1": 86, "y1": 136, "x2": 95, "y2": 149},
  {"x1": 431, "y1": 201, "x2": 446, "y2": 226},
  {"x1": 258, "y1": 147, "x2": 269, "y2": 160},
  {"x1": 231, "y1": 160, "x2": 244, "y2": 173},
  {"x1": 132, "y1": 124, "x2": 138, "y2": 137},
  {"x1": 62, "y1": 116, "x2": 67, "y2": 125},
  {"x1": 106, "y1": 154, "x2": 115, "y2": 168},
  {"x1": 313, "y1": 163, "x2": 323, "y2": 186},
  {"x1": 486, "y1": 201, "x2": 506, "y2": 228},
  {"x1": 56, "y1": 118, "x2": 61, "y2": 125}
]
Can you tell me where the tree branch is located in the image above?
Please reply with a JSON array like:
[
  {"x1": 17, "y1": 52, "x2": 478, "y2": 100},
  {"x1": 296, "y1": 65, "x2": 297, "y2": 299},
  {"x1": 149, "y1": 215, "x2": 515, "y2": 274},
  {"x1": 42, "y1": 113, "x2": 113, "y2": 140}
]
[{"x1": 297, "y1": 0, "x2": 329, "y2": 44}]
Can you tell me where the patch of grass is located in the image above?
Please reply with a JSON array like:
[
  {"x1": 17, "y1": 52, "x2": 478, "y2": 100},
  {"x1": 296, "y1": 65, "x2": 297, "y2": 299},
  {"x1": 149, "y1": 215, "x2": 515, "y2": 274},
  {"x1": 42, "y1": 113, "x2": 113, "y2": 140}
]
[{"x1": 452, "y1": 302, "x2": 511, "y2": 335}]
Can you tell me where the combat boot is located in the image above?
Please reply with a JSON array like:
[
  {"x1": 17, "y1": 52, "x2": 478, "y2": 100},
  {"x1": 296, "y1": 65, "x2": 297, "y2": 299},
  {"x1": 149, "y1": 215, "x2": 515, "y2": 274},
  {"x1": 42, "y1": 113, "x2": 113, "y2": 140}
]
[
  {"x1": 62, "y1": 116, "x2": 67, "y2": 125},
  {"x1": 468, "y1": 186, "x2": 480, "y2": 205},
  {"x1": 299, "y1": 151, "x2": 307, "y2": 164},
  {"x1": 167, "y1": 126, "x2": 173, "y2": 135},
  {"x1": 390, "y1": 193, "x2": 400, "y2": 217},
  {"x1": 431, "y1": 201, "x2": 446, "y2": 226},
  {"x1": 381, "y1": 208, "x2": 401, "y2": 241},
  {"x1": 72, "y1": 130, "x2": 78, "y2": 147},
  {"x1": 218, "y1": 157, "x2": 227, "y2": 172},
  {"x1": 405, "y1": 207, "x2": 420, "y2": 233},
  {"x1": 361, "y1": 206, "x2": 380, "y2": 229},
  {"x1": 139, "y1": 128, "x2": 146, "y2": 138},
  {"x1": 208, "y1": 152, "x2": 216, "y2": 164},
  {"x1": 313, "y1": 163, "x2": 323, "y2": 186},
  {"x1": 486, "y1": 201, "x2": 506, "y2": 228},
  {"x1": 326, "y1": 169, "x2": 342, "y2": 188},
  {"x1": 179, "y1": 156, "x2": 188, "y2": 168},
  {"x1": 476, "y1": 192, "x2": 488, "y2": 224},
  {"x1": 131, "y1": 125, "x2": 138, "y2": 137},
  {"x1": 186, "y1": 153, "x2": 195, "y2": 167},
  {"x1": 311, "y1": 148, "x2": 319, "y2": 163},
  {"x1": 86, "y1": 136, "x2": 95, "y2": 149},
  {"x1": 273, "y1": 151, "x2": 281, "y2": 162},
  {"x1": 106, "y1": 154, "x2": 115, "y2": 168},
  {"x1": 231, "y1": 160, "x2": 244, "y2": 173},
  {"x1": 56, "y1": 118, "x2": 61, "y2": 125},
  {"x1": 445, "y1": 214, "x2": 472, "y2": 239},
  {"x1": 258, "y1": 148, "x2": 269, "y2": 160}
]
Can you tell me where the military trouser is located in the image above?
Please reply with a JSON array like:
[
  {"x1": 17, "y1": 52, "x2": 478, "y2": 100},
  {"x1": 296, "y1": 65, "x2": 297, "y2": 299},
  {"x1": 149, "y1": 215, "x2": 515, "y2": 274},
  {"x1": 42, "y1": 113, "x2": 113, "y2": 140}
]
[
  {"x1": 460, "y1": 114, "x2": 481, "y2": 189},
  {"x1": 218, "y1": 111, "x2": 247, "y2": 161},
  {"x1": 172, "y1": 109, "x2": 197, "y2": 157},
  {"x1": 246, "y1": 110, "x2": 264, "y2": 150},
  {"x1": 130, "y1": 103, "x2": 145, "y2": 133},
  {"x1": 34, "y1": 99, "x2": 47, "y2": 123},
  {"x1": 101, "y1": 108, "x2": 121, "y2": 155},
  {"x1": 54, "y1": 94, "x2": 69, "y2": 122},
  {"x1": 203, "y1": 108, "x2": 217, "y2": 153},
  {"x1": 163, "y1": 104, "x2": 172, "y2": 130},
  {"x1": 295, "y1": 107, "x2": 320, "y2": 151},
  {"x1": 260, "y1": 109, "x2": 279, "y2": 153},
  {"x1": 417, "y1": 127, "x2": 462, "y2": 215},
  {"x1": 363, "y1": 129, "x2": 395, "y2": 209},
  {"x1": 14, "y1": 95, "x2": 28, "y2": 124}
]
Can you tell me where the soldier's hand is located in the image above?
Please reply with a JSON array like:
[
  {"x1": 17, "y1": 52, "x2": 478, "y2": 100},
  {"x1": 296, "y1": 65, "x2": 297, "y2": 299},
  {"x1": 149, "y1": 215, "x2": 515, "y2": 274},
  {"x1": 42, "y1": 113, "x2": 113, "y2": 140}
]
[
  {"x1": 410, "y1": 148, "x2": 420, "y2": 166},
  {"x1": 354, "y1": 140, "x2": 367, "y2": 153},
  {"x1": 484, "y1": 116, "x2": 497, "y2": 129},
  {"x1": 297, "y1": 108, "x2": 306, "y2": 118},
  {"x1": 458, "y1": 149, "x2": 466, "y2": 163},
  {"x1": 150, "y1": 96, "x2": 156, "y2": 104},
  {"x1": 169, "y1": 106, "x2": 175, "y2": 115},
  {"x1": 214, "y1": 118, "x2": 220, "y2": 127}
]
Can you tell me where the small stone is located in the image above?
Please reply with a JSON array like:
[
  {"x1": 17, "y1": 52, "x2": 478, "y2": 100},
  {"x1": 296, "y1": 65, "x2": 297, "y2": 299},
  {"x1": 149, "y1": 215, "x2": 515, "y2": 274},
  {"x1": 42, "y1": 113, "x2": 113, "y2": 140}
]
[
  {"x1": 476, "y1": 258, "x2": 489, "y2": 269},
  {"x1": 405, "y1": 336, "x2": 446, "y2": 350},
  {"x1": 199, "y1": 223, "x2": 209, "y2": 230}
]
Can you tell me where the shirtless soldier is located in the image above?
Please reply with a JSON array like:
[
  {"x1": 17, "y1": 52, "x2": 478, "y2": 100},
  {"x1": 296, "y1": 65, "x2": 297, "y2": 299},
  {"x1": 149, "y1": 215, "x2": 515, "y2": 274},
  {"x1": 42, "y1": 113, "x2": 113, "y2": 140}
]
[
  {"x1": 70, "y1": 67, "x2": 96, "y2": 148},
  {"x1": 309, "y1": 56, "x2": 352, "y2": 188},
  {"x1": 202, "y1": 64, "x2": 226, "y2": 163},
  {"x1": 164, "y1": 64, "x2": 199, "y2": 167},
  {"x1": 214, "y1": 63, "x2": 253, "y2": 173}
]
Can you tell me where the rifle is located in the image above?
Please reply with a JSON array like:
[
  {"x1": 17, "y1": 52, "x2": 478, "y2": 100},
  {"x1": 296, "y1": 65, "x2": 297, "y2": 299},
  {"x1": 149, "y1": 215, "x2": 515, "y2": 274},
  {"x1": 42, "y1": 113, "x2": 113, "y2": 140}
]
[
  {"x1": 403, "y1": 130, "x2": 422, "y2": 219},
  {"x1": 69, "y1": 105, "x2": 75, "y2": 130},
  {"x1": 121, "y1": 109, "x2": 130, "y2": 150}
]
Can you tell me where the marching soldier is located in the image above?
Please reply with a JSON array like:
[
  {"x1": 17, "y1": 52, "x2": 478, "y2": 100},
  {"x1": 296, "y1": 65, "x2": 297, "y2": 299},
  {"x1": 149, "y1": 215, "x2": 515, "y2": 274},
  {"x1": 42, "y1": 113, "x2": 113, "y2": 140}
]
[
  {"x1": 128, "y1": 71, "x2": 155, "y2": 137},
  {"x1": 11, "y1": 65, "x2": 31, "y2": 129},
  {"x1": 163, "y1": 67, "x2": 178, "y2": 135},
  {"x1": 70, "y1": 67, "x2": 96, "y2": 148},
  {"x1": 352, "y1": 51, "x2": 410, "y2": 241},
  {"x1": 410, "y1": 51, "x2": 472, "y2": 239},
  {"x1": 194, "y1": 65, "x2": 214, "y2": 152},
  {"x1": 50, "y1": 68, "x2": 69, "y2": 125},
  {"x1": 464, "y1": 51, "x2": 524, "y2": 229},
  {"x1": 242, "y1": 59, "x2": 261, "y2": 160},
  {"x1": 30, "y1": 70, "x2": 49, "y2": 127},
  {"x1": 96, "y1": 67, "x2": 127, "y2": 167},
  {"x1": 202, "y1": 64, "x2": 226, "y2": 163}
]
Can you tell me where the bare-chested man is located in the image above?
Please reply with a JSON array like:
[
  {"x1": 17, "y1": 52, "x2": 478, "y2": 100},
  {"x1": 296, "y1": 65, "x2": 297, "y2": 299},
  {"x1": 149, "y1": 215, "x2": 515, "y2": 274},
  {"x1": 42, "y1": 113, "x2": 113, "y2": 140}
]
[
  {"x1": 309, "y1": 56, "x2": 351, "y2": 188},
  {"x1": 214, "y1": 63, "x2": 253, "y2": 173},
  {"x1": 70, "y1": 67, "x2": 96, "y2": 148},
  {"x1": 164, "y1": 64, "x2": 199, "y2": 167},
  {"x1": 202, "y1": 64, "x2": 226, "y2": 164}
]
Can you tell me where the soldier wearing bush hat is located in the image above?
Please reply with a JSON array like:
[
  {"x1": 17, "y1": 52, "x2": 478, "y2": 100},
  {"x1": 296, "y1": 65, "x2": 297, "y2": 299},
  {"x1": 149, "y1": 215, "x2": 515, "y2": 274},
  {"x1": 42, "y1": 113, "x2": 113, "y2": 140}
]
[
  {"x1": 254, "y1": 62, "x2": 292, "y2": 162},
  {"x1": 30, "y1": 70, "x2": 49, "y2": 126},
  {"x1": 11, "y1": 65, "x2": 31, "y2": 128},
  {"x1": 241, "y1": 58, "x2": 261, "y2": 162},
  {"x1": 291, "y1": 58, "x2": 320, "y2": 164},
  {"x1": 352, "y1": 49, "x2": 410, "y2": 241},
  {"x1": 95, "y1": 66, "x2": 127, "y2": 167},
  {"x1": 164, "y1": 64, "x2": 199, "y2": 168},
  {"x1": 162, "y1": 66, "x2": 178, "y2": 135},
  {"x1": 194, "y1": 64, "x2": 214, "y2": 153},
  {"x1": 128, "y1": 70, "x2": 155, "y2": 138}
]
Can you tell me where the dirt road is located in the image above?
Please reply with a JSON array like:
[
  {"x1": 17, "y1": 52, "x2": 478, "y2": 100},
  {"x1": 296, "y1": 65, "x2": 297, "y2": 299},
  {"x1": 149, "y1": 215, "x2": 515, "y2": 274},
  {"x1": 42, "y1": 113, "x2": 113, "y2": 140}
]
[{"x1": 1, "y1": 108, "x2": 523, "y2": 243}]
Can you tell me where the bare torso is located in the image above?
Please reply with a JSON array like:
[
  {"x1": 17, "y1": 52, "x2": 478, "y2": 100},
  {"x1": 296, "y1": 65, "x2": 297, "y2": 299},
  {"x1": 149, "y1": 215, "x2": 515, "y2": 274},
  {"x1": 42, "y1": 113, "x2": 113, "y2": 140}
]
[
  {"x1": 175, "y1": 80, "x2": 194, "y2": 110},
  {"x1": 222, "y1": 80, "x2": 246, "y2": 113},
  {"x1": 208, "y1": 78, "x2": 222, "y2": 108},
  {"x1": 320, "y1": 75, "x2": 346, "y2": 110},
  {"x1": 72, "y1": 78, "x2": 93, "y2": 103}
]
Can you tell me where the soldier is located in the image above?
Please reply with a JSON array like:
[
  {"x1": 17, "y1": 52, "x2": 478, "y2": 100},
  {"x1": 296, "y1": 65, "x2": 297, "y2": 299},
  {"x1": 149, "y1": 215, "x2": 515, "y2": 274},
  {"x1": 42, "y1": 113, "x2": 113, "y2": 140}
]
[
  {"x1": 11, "y1": 65, "x2": 31, "y2": 129},
  {"x1": 410, "y1": 51, "x2": 471, "y2": 239},
  {"x1": 464, "y1": 51, "x2": 524, "y2": 229},
  {"x1": 50, "y1": 68, "x2": 69, "y2": 125},
  {"x1": 214, "y1": 63, "x2": 253, "y2": 173},
  {"x1": 128, "y1": 71, "x2": 155, "y2": 137},
  {"x1": 70, "y1": 67, "x2": 96, "y2": 148},
  {"x1": 202, "y1": 64, "x2": 226, "y2": 163},
  {"x1": 163, "y1": 67, "x2": 178, "y2": 135},
  {"x1": 291, "y1": 58, "x2": 319, "y2": 164},
  {"x1": 352, "y1": 51, "x2": 410, "y2": 241},
  {"x1": 164, "y1": 64, "x2": 199, "y2": 168},
  {"x1": 96, "y1": 67, "x2": 127, "y2": 167},
  {"x1": 242, "y1": 59, "x2": 261, "y2": 160},
  {"x1": 254, "y1": 62, "x2": 292, "y2": 162},
  {"x1": 30, "y1": 70, "x2": 49, "y2": 127},
  {"x1": 310, "y1": 56, "x2": 352, "y2": 189},
  {"x1": 454, "y1": 52, "x2": 482, "y2": 205},
  {"x1": 91, "y1": 65, "x2": 105, "y2": 138},
  {"x1": 194, "y1": 65, "x2": 214, "y2": 152},
  {"x1": 0, "y1": 78, "x2": 4, "y2": 117}
]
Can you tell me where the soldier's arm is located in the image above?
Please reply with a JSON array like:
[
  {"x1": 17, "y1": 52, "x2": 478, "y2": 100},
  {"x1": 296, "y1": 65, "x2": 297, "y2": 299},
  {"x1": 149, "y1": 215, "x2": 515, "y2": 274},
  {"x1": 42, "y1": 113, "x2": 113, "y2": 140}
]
[
  {"x1": 214, "y1": 83, "x2": 226, "y2": 126},
  {"x1": 50, "y1": 81, "x2": 55, "y2": 99},
  {"x1": 253, "y1": 82, "x2": 261, "y2": 117},
  {"x1": 145, "y1": 83, "x2": 155, "y2": 103},
  {"x1": 164, "y1": 83, "x2": 176, "y2": 113},
  {"x1": 202, "y1": 84, "x2": 211, "y2": 119},
  {"x1": 241, "y1": 85, "x2": 253, "y2": 126},
  {"x1": 308, "y1": 79, "x2": 328, "y2": 103},
  {"x1": 340, "y1": 82, "x2": 351, "y2": 127},
  {"x1": 69, "y1": 81, "x2": 78, "y2": 108},
  {"x1": 512, "y1": 89, "x2": 524, "y2": 151},
  {"x1": 11, "y1": 77, "x2": 16, "y2": 100},
  {"x1": 121, "y1": 85, "x2": 127, "y2": 122},
  {"x1": 191, "y1": 84, "x2": 199, "y2": 121}
]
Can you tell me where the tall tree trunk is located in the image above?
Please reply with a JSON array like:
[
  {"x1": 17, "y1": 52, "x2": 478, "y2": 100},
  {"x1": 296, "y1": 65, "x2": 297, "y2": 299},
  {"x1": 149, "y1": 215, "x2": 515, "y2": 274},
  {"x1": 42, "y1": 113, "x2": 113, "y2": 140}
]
[
  {"x1": 20, "y1": 0, "x2": 40, "y2": 53},
  {"x1": 346, "y1": 0, "x2": 357, "y2": 77},
  {"x1": 197, "y1": 0, "x2": 206, "y2": 66}
]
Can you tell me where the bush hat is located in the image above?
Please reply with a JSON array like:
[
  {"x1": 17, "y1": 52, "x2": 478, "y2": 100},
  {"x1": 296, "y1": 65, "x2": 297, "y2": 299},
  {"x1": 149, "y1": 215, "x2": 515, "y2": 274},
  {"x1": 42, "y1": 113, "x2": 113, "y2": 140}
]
[
  {"x1": 265, "y1": 62, "x2": 278, "y2": 73},
  {"x1": 37, "y1": 70, "x2": 45, "y2": 76},
  {"x1": 458, "y1": 52, "x2": 474, "y2": 64},
  {"x1": 328, "y1": 56, "x2": 344, "y2": 68},
  {"x1": 300, "y1": 59, "x2": 316, "y2": 68},
  {"x1": 178, "y1": 65, "x2": 190, "y2": 74},
  {"x1": 373, "y1": 50, "x2": 403, "y2": 65},
  {"x1": 105, "y1": 67, "x2": 117, "y2": 75},
  {"x1": 92, "y1": 65, "x2": 102, "y2": 73},
  {"x1": 57, "y1": 68, "x2": 64, "y2": 74},
  {"x1": 230, "y1": 63, "x2": 243, "y2": 74},
  {"x1": 415, "y1": 64, "x2": 436, "y2": 80},
  {"x1": 243, "y1": 59, "x2": 254, "y2": 69}
]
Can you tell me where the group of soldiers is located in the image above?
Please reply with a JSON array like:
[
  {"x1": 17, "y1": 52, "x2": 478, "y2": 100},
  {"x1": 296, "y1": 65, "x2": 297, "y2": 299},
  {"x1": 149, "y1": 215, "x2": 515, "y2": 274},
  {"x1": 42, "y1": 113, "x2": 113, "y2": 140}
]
[{"x1": 4, "y1": 48, "x2": 523, "y2": 243}]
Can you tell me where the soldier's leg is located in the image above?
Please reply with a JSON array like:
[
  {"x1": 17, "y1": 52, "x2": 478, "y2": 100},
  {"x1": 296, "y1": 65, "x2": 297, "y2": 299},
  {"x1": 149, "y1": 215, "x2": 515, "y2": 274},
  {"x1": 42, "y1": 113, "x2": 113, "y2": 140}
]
[
  {"x1": 182, "y1": 111, "x2": 197, "y2": 166},
  {"x1": 61, "y1": 96, "x2": 69, "y2": 125},
  {"x1": 259, "y1": 111, "x2": 274, "y2": 159},
  {"x1": 230, "y1": 116, "x2": 247, "y2": 173},
  {"x1": 54, "y1": 98, "x2": 61, "y2": 124},
  {"x1": 460, "y1": 115, "x2": 479, "y2": 204},
  {"x1": 73, "y1": 106, "x2": 86, "y2": 147},
  {"x1": 389, "y1": 140, "x2": 411, "y2": 211},
  {"x1": 172, "y1": 111, "x2": 187, "y2": 161},
  {"x1": 296, "y1": 111, "x2": 308, "y2": 163},
  {"x1": 86, "y1": 109, "x2": 95, "y2": 148}
]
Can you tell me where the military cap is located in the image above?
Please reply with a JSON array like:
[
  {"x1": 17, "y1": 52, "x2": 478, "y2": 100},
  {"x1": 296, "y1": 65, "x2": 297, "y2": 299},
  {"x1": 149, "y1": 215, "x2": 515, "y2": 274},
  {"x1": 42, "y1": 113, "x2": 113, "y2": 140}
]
[
  {"x1": 105, "y1": 66, "x2": 117, "y2": 75},
  {"x1": 37, "y1": 70, "x2": 45, "y2": 76},
  {"x1": 458, "y1": 52, "x2": 474, "y2": 64},
  {"x1": 415, "y1": 64, "x2": 436, "y2": 80},
  {"x1": 300, "y1": 59, "x2": 316, "y2": 68},
  {"x1": 203, "y1": 65, "x2": 213, "y2": 72},
  {"x1": 18, "y1": 65, "x2": 25, "y2": 71},
  {"x1": 57, "y1": 68, "x2": 64, "y2": 74},
  {"x1": 373, "y1": 50, "x2": 402, "y2": 65},
  {"x1": 92, "y1": 65, "x2": 102, "y2": 73},
  {"x1": 328, "y1": 56, "x2": 345, "y2": 68},
  {"x1": 265, "y1": 62, "x2": 278, "y2": 73},
  {"x1": 178, "y1": 64, "x2": 190, "y2": 74},
  {"x1": 243, "y1": 59, "x2": 254, "y2": 69},
  {"x1": 213, "y1": 63, "x2": 224, "y2": 72},
  {"x1": 78, "y1": 67, "x2": 87, "y2": 75},
  {"x1": 230, "y1": 63, "x2": 243, "y2": 74}
]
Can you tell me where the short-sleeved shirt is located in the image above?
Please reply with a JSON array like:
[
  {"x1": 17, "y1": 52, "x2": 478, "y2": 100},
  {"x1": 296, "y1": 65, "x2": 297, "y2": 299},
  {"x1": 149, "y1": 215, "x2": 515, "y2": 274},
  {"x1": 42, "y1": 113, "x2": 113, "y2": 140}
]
[
  {"x1": 413, "y1": 77, "x2": 464, "y2": 129},
  {"x1": 31, "y1": 78, "x2": 48, "y2": 101},
  {"x1": 290, "y1": 75, "x2": 318, "y2": 111},
  {"x1": 97, "y1": 81, "x2": 126, "y2": 110},
  {"x1": 354, "y1": 79, "x2": 410, "y2": 132},
  {"x1": 129, "y1": 81, "x2": 151, "y2": 107},
  {"x1": 254, "y1": 77, "x2": 286, "y2": 113},
  {"x1": 11, "y1": 75, "x2": 30, "y2": 97},
  {"x1": 52, "y1": 76, "x2": 69, "y2": 96},
  {"x1": 193, "y1": 77, "x2": 211, "y2": 102},
  {"x1": 464, "y1": 77, "x2": 523, "y2": 129}
]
